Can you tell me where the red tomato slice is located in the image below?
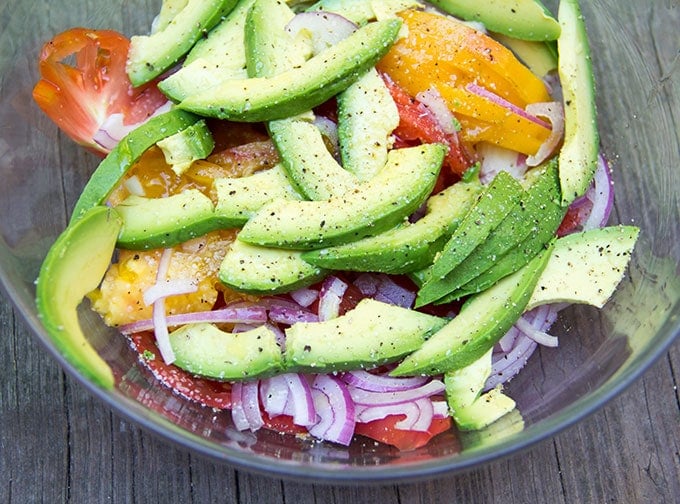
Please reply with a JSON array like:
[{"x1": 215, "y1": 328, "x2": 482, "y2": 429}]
[
  {"x1": 32, "y1": 28, "x2": 168, "y2": 153},
  {"x1": 382, "y1": 74, "x2": 475, "y2": 179},
  {"x1": 354, "y1": 415, "x2": 453, "y2": 451},
  {"x1": 127, "y1": 331, "x2": 232, "y2": 410}
]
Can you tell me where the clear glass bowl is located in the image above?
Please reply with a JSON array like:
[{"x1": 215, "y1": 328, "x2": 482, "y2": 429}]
[{"x1": 0, "y1": 0, "x2": 677, "y2": 482}]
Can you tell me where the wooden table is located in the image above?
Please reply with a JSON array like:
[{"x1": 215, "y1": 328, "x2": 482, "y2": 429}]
[{"x1": 1, "y1": 1, "x2": 679, "y2": 502}]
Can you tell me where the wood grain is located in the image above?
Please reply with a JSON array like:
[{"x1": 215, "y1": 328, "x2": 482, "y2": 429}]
[{"x1": 0, "y1": 1, "x2": 678, "y2": 503}]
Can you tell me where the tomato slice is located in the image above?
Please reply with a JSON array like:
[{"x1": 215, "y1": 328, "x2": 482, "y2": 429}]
[
  {"x1": 383, "y1": 75, "x2": 475, "y2": 179},
  {"x1": 127, "y1": 331, "x2": 232, "y2": 410},
  {"x1": 354, "y1": 415, "x2": 453, "y2": 451},
  {"x1": 32, "y1": 28, "x2": 168, "y2": 153}
]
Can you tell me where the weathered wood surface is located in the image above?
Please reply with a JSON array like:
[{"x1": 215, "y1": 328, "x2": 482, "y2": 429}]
[{"x1": 1, "y1": 1, "x2": 678, "y2": 503}]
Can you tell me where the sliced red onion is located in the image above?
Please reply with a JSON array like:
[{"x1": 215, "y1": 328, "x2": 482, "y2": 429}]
[
  {"x1": 497, "y1": 325, "x2": 519, "y2": 353},
  {"x1": 285, "y1": 373, "x2": 318, "y2": 427},
  {"x1": 151, "y1": 248, "x2": 176, "y2": 364},
  {"x1": 268, "y1": 323, "x2": 286, "y2": 350},
  {"x1": 477, "y1": 142, "x2": 528, "y2": 184},
  {"x1": 355, "y1": 398, "x2": 436, "y2": 432},
  {"x1": 308, "y1": 375, "x2": 355, "y2": 446},
  {"x1": 118, "y1": 305, "x2": 268, "y2": 334},
  {"x1": 230, "y1": 382, "x2": 251, "y2": 431},
  {"x1": 268, "y1": 303, "x2": 319, "y2": 325},
  {"x1": 290, "y1": 287, "x2": 319, "y2": 308},
  {"x1": 397, "y1": 398, "x2": 434, "y2": 431},
  {"x1": 525, "y1": 101, "x2": 565, "y2": 167},
  {"x1": 373, "y1": 275, "x2": 416, "y2": 309},
  {"x1": 353, "y1": 273, "x2": 379, "y2": 296},
  {"x1": 416, "y1": 87, "x2": 459, "y2": 135},
  {"x1": 142, "y1": 278, "x2": 198, "y2": 306},
  {"x1": 123, "y1": 175, "x2": 146, "y2": 197},
  {"x1": 341, "y1": 369, "x2": 428, "y2": 392},
  {"x1": 515, "y1": 316, "x2": 559, "y2": 347},
  {"x1": 348, "y1": 380, "x2": 445, "y2": 406},
  {"x1": 317, "y1": 276, "x2": 348, "y2": 321},
  {"x1": 260, "y1": 375, "x2": 290, "y2": 417},
  {"x1": 432, "y1": 400, "x2": 449, "y2": 419},
  {"x1": 92, "y1": 101, "x2": 172, "y2": 152},
  {"x1": 285, "y1": 12, "x2": 357, "y2": 56},
  {"x1": 486, "y1": 335, "x2": 538, "y2": 390},
  {"x1": 466, "y1": 83, "x2": 552, "y2": 130},
  {"x1": 240, "y1": 380, "x2": 264, "y2": 431},
  {"x1": 582, "y1": 154, "x2": 614, "y2": 230}
]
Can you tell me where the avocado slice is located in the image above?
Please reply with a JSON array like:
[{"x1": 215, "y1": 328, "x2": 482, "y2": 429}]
[
  {"x1": 268, "y1": 118, "x2": 358, "y2": 200},
  {"x1": 428, "y1": 0, "x2": 561, "y2": 41},
  {"x1": 526, "y1": 225, "x2": 640, "y2": 310},
  {"x1": 127, "y1": 0, "x2": 239, "y2": 86},
  {"x1": 415, "y1": 170, "x2": 523, "y2": 306},
  {"x1": 158, "y1": 0, "x2": 254, "y2": 101},
  {"x1": 392, "y1": 242, "x2": 554, "y2": 376},
  {"x1": 419, "y1": 162, "x2": 563, "y2": 304},
  {"x1": 36, "y1": 206, "x2": 123, "y2": 389},
  {"x1": 307, "y1": 0, "x2": 421, "y2": 25},
  {"x1": 493, "y1": 33, "x2": 558, "y2": 78},
  {"x1": 337, "y1": 68, "x2": 400, "y2": 181},
  {"x1": 238, "y1": 143, "x2": 445, "y2": 249},
  {"x1": 177, "y1": 18, "x2": 402, "y2": 122},
  {"x1": 218, "y1": 239, "x2": 327, "y2": 295},
  {"x1": 301, "y1": 180, "x2": 482, "y2": 274},
  {"x1": 452, "y1": 387, "x2": 517, "y2": 431},
  {"x1": 557, "y1": 0, "x2": 599, "y2": 204},
  {"x1": 284, "y1": 298, "x2": 446, "y2": 373},
  {"x1": 156, "y1": 120, "x2": 215, "y2": 176},
  {"x1": 169, "y1": 323, "x2": 283, "y2": 380},
  {"x1": 71, "y1": 109, "x2": 200, "y2": 223}
]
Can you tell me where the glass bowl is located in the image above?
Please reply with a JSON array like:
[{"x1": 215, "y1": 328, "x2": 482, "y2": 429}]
[{"x1": 0, "y1": 0, "x2": 677, "y2": 483}]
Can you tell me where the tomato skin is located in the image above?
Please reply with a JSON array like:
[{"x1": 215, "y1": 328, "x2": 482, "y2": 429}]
[
  {"x1": 382, "y1": 75, "x2": 475, "y2": 179},
  {"x1": 32, "y1": 28, "x2": 167, "y2": 153},
  {"x1": 354, "y1": 415, "x2": 453, "y2": 451}
]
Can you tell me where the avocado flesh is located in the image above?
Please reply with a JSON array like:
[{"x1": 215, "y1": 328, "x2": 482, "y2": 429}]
[
  {"x1": 415, "y1": 171, "x2": 523, "y2": 306},
  {"x1": 284, "y1": 298, "x2": 446, "y2": 373},
  {"x1": 392, "y1": 243, "x2": 553, "y2": 376},
  {"x1": 268, "y1": 118, "x2": 358, "y2": 200},
  {"x1": 526, "y1": 225, "x2": 640, "y2": 311},
  {"x1": 156, "y1": 120, "x2": 215, "y2": 176},
  {"x1": 337, "y1": 68, "x2": 400, "y2": 181},
  {"x1": 177, "y1": 18, "x2": 403, "y2": 122},
  {"x1": 127, "y1": 0, "x2": 239, "y2": 86},
  {"x1": 557, "y1": 0, "x2": 599, "y2": 204},
  {"x1": 301, "y1": 180, "x2": 482, "y2": 274},
  {"x1": 169, "y1": 323, "x2": 283, "y2": 380},
  {"x1": 428, "y1": 0, "x2": 561, "y2": 41},
  {"x1": 238, "y1": 143, "x2": 445, "y2": 250},
  {"x1": 307, "y1": 0, "x2": 421, "y2": 25},
  {"x1": 158, "y1": 0, "x2": 254, "y2": 101},
  {"x1": 219, "y1": 240, "x2": 326, "y2": 295},
  {"x1": 452, "y1": 387, "x2": 517, "y2": 431},
  {"x1": 419, "y1": 162, "x2": 563, "y2": 304},
  {"x1": 71, "y1": 109, "x2": 200, "y2": 223},
  {"x1": 36, "y1": 206, "x2": 123, "y2": 389}
]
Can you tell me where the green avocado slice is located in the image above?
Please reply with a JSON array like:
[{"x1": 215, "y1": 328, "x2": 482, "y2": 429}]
[
  {"x1": 127, "y1": 0, "x2": 239, "y2": 86},
  {"x1": 392, "y1": 242, "x2": 553, "y2": 376},
  {"x1": 237, "y1": 143, "x2": 445, "y2": 250},
  {"x1": 428, "y1": 0, "x2": 561, "y2": 41},
  {"x1": 71, "y1": 109, "x2": 200, "y2": 223},
  {"x1": 177, "y1": 18, "x2": 402, "y2": 122},
  {"x1": 36, "y1": 207, "x2": 123, "y2": 389},
  {"x1": 557, "y1": 0, "x2": 599, "y2": 204}
]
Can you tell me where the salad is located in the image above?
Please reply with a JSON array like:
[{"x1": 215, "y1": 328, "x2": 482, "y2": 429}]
[{"x1": 33, "y1": 0, "x2": 639, "y2": 451}]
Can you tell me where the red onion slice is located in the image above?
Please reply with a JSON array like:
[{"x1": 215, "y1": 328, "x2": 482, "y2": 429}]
[
  {"x1": 260, "y1": 375, "x2": 290, "y2": 417},
  {"x1": 268, "y1": 303, "x2": 319, "y2": 325},
  {"x1": 432, "y1": 400, "x2": 449, "y2": 419},
  {"x1": 416, "y1": 87, "x2": 459, "y2": 135},
  {"x1": 290, "y1": 287, "x2": 319, "y2": 308},
  {"x1": 348, "y1": 380, "x2": 446, "y2": 406},
  {"x1": 582, "y1": 154, "x2": 614, "y2": 230},
  {"x1": 240, "y1": 380, "x2": 264, "y2": 431},
  {"x1": 285, "y1": 12, "x2": 358, "y2": 56},
  {"x1": 477, "y1": 142, "x2": 528, "y2": 184},
  {"x1": 525, "y1": 101, "x2": 565, "y2": 167},
  {"x1": 142, "y1": 278, "x2": 198, "y2": 306},
  {"x1": 285, "y1": 373, "x2": 318, "y2": 427},
  {"x1": 308, "y1": 375, "x2": 355, "y2": 446},
  {"x1": 150, "y1": 248, "x2": 176, "y2": 364},
  {"x1": 515, "y1": 316, "x2": 559, "y2": 347},
  {"x1": 341, "y1": 370, "x2": 428, "y2": 392},
  {"x1": 355, "y1": 398, "x2": 436, "y2": 432},
  {"x1": 466, "y1": 83, "x2": 552, "y2": 129},
  {"x1": 118, "y1": 305, "x2": 268, "y2": 334},
  {"x1": 230, "y1": 382, "x2": 251, "y2": 431},
  {"x1": 92, "y1": 102, "x2": 172, "y2": 152},
  {"x1": 317, "y1": 276, "x2": 348, "y2": 321}
]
